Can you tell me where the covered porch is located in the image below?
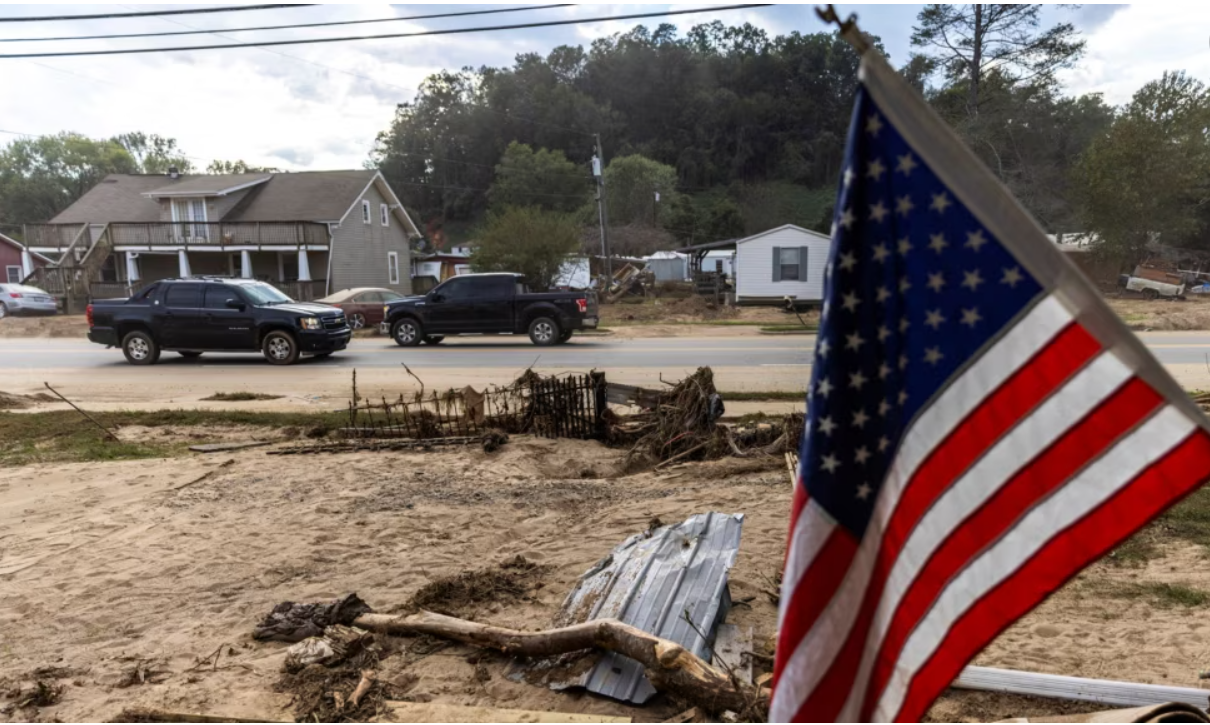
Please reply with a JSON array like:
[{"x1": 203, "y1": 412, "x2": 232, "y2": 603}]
[{"x1": 115, "y1": 248, "x2": 330, "y2": 301}]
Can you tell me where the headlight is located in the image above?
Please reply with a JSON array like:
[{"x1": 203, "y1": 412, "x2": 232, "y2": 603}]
[
  {"x1": 383, "y1": 305, "x2": 389, "y2": 317},
  {"x1": 300, "y1": 317, "x2": 321, "y2": 330}
]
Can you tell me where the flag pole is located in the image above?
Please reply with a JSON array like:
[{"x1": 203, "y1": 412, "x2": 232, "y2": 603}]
[{"x1": 815, "y1": 4, "x2": 871, "y2": 54}]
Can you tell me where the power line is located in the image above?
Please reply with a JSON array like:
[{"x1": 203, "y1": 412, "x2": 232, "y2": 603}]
[
  {"x1": 0, "y1": 4, "x2": 310, "y2": 23},
  {"x1": 0, "y1": 5, "x2": 573, "y2": 43},
  {"x1": 0, "y1": 5, "x2": 771, "y2": 58}
]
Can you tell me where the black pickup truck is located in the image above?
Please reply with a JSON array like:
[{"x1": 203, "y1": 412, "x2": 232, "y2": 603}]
[
  {"x1": 86, "y1": 277, "x2": 351, "y2": 365},
  {"x1": 381, "y1": 273, "x2": 598, "y2": 346}
]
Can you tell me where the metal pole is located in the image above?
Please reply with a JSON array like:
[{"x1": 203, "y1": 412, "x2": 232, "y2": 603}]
[{"x1": 594, "y1": 133, "x2": 612, "y2": 280}]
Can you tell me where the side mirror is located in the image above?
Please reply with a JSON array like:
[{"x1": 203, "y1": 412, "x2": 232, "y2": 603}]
[{"x1": 225, "y1": 298, "x2": 246, "y2": 311}]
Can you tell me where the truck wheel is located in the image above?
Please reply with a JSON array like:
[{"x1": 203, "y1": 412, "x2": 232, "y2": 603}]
[
  {"x1": 263, "y1": 330, "x2": 300, "y2": 365},
  {"x1": 178, "y1": 351, "x2": 203, "y2": 359},
  {"x1": 557, "y1": 330, "x2": 573, "y2": 344},
  {"x1": 1143, "y1": 288, "x2": 1160, "y2": 300},
  {"x1": 391, "y1": 318, "x2": 423, "y2": 347},
  {"x1": 528, "y1": 316, "x2": 560, "y2": 346},
  {"x1": 122, "y1": 330, "x2": 160, "y2": 365},
  {"x1": 423, "y1": 336, "x2": 444, "y2": 345}
]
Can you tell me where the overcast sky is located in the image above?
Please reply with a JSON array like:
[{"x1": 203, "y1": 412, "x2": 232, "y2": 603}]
[{"x1": 0, "y1": 3, "x2": 1203, "y2": 171}]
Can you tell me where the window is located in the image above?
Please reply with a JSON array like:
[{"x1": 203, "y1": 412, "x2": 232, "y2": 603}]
[
  {"x1": 164, "y1": 283, "x2": 204, "y2": 308},
  {"x1": 171, "y1": 198, "x2": 209, "y2": 240},
  {"x1": 380, "y1": 203, "x2": 390, "y2": 227},
  {"x1": 468, "y1": 276, "x2": 515, "y2": 300},
  {"x1": 5, "y1": 266, "x2": 20, "y2": 284},
  {"x1": 387, "y1": 252, "x2": 400, "y2": 285},
  {"x1": 204, "y1": 285, "x2": 240, "y2": 309},
  {"x1": 361, "y1": 200, "x2": 371, "y2": 224},
  {"x1": 382, "y1": 291, "x2": 405, "y2": 302},
  {"x1": 773, "y1": 246, "x2": 806, "y2": 282},
  {"x1": 242, "y1": 282, "x2": 293, "y2": 305},
  {"x1": 434, "y1": 277, "x2": 471, "y2": 300}
]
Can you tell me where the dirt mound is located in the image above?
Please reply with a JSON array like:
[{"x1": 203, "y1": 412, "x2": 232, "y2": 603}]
[
  {"x1": 405, "y1": 555, "x2": 549, "y2": 618},
  {"x1": 0, "y1": 315, "x2": 86, "y2": 338},
  {"x1": 0, "y1": 391, "x2": 55, "y2": 410}
]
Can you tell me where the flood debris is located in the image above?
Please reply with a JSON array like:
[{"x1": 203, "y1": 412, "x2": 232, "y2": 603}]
[
  {"x1": 4, "y1": 680, "x2": 64, "y2": 711},
  {"x1": 284, "y1": 625, "x2": 377, "y2": 672},
  {"x1": 253, "y1": 593, "x2": 373, "y2": 643}
]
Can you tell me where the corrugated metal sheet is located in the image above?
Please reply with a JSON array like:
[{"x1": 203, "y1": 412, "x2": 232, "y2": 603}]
[{"x1": 547, "y1": 511, "x2": 744, "y2": 704}]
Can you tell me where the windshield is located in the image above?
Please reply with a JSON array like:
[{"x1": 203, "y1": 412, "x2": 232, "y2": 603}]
[{"x1": 240, "y1": 283, "x2": 293, "y2": 305}]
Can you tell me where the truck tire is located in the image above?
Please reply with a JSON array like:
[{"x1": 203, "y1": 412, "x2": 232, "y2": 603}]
[
  {"x1": 1143, "y1": 288, "x2": 1160, "y2": 300},
  {"x1": 262, "y1": 330, "x2": 300, "y2": 365},
  {"x1": 528, "y1": 316, "x2": 560, "y2": 346},
  {"x1": 557, "y1": 330, "x2": 573, "y2": 344},
  {"x1": 423, "y1": 335, "x2": 444, "y2": 345},
  {"x1": 178, "y1": 351, "x2": 203, "y2": 359},
  {"x1": 391, "y1": 318, "x2": 423, "y2": 347},
  {"x1": 122, "y1": 330, "x2": 160, "y2": 365}
]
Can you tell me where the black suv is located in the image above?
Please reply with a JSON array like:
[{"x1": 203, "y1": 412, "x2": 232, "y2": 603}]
[{"x1": 86, "y1": 278, "x2": 351, "y2": 365}]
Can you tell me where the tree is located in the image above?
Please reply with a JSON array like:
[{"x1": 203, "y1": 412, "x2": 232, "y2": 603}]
[
  {"x1": 488, "y1": 142, "x2": 590, "y2": 213},
  {"x1": 604, "y1": 154, "x2": 679, "y2": 228},
  {"x1": 112, "y1": 132, "x2": 192, "y2": 174},
  {"x1": 912, "y1": 4, "x2": 1084, "y2": 115},
  {"x1": 471, "y1": 206, "x2": 580, "y2": 290},
  {"x1": 1075, "y1": 71, "x2": 1210, "y2": 264},
  {"x1": 0, "y1": 132, "x2": 139, "y2": 224},
  {"x1": 206, "y1": 159, "x2": 281, "y2": 174}
]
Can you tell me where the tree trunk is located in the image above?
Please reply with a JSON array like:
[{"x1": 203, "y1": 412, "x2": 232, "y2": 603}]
[
  {"x1": 969, "y1": 4, "x2": 984, "y2": 117},
  {"x1": 354, "y1": 612, "x2": 765, "y2": 715}
]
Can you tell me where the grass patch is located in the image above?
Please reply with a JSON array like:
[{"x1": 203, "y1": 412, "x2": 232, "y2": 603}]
[
  {"x1": 719, "y1": 391, "x2": 805, "y2": 401},
  {"x1": 760, "y1": 324, "x2": 818, "y2": 333},
  {"x1": 1106, "y1": 533, "x2": 1160, "y2": 567},
  {"x1": 1101, "y1": 581, "x2": 1210, "y2": 608},
  {"x1": 0, "y1": 409, "x2": 343, "y2": 466},
  {"x1": 1155, "y1": 486, "x2": 1210, "y2": 552},
  {"x1": 200, "y1": 392, "x2": 284, "y2": 402}
]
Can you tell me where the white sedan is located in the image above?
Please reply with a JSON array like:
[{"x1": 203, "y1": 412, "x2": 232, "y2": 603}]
[{"x1": 0, "y1": 284, "x2": 58, "y2": 318}]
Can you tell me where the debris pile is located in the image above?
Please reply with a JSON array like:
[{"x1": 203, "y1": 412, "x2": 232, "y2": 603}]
[{"x1": 610, "y1": 367, "x2": 730, "y2": 469}]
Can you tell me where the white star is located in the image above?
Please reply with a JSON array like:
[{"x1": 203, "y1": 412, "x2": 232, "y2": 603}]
[
  {"x1": 896, "y1": 153, "x2": 917, "y2": 175},
  {"x1": 817, "y1": 338, "x2": 830, "y2": 358},
  {"x1": 924, "y1": 347, "x2": 944, "y2": 365},
  {"x1": 818, "y1": 416, "x2": 836, "y2": 435},
  {"x1": 878, "y1": 399, "x2": 891, "y2": 416},
  {"x1": 845, "y1": 331, "x2": 865, "y2": 352},
  {"x1": 877, "y1": 325, "x2": 890, "y2": 342},
  {"x1": 830, "y1": 222, "x2": 838, "y2": 239},
  {"x1": 961, "y1": 307, "x2": 982, "y2": 327},
  {"x1": 816, "y1": 377, "x2": 833, "y2": 398},
  {"x1": 821, "y1": 454, "x2": 840, "y2": 473},
  {"x1": 897, "y1": 237, "x2": 912, "y2": 256},
  {"x1": 926, "y1": 271, "x2": 945, "y2": 293},
  {"x1": 842, "y1": 291, "x2": 861, "y2": 312},
  {"x1": 843, "y1": 167, "x2": 854, "y2": 187},
  {"x1": 962, "y1": 269, "x2": 985, "y2": 291},
  {"x1": 899, "y1": 354, "x2": 908, "y2": 370},
  {"x1": 878, "y1": 362, "x2": 891, "y2": 379},
  {"x1": 871, "y1": 242, "x2": 890, "y2": 263},
  {"x1": 899, "y1": 276, "x2": 912, "y2": 293},
  {"x1": 821, "y1": 300, "x2": 830, "y2": 319},
  {"x1": 856, "y1": 483, "x2": 873, "y2": 501},
  {"x1": 839, "y1": 207, "x2": 856, "y2": 230},
  {"x1": 965, "y1": 229, "x2": 989, "y2": 252},
  {"x1": 930, "y1": 192, "x2": 952, "y2": 214},
  {"x1": 852, "y1": 409, "x2": 870, "y2": 428},
  {"x1": 869, "y1": 200, "x2": 889, "y2": 223},
  {"x1": 855, "y1": 446, "x2": 871, "y2": 465},
  {"x1": 898, "y1": 389, "x2": 909, "y2": 405},
  {"x1": 867, "y1": 159, "x2": 887, "y2": 181},
  {"x1": 838, "y1": 251, "x2": 857, "y2": 272},
  {"x1": 925, "y1": 309, "x2": 946, "y2": 330},
  {"x1": 899, "y1": 317, "x2": 910, "y2": 334},
  {"x1": 876, "y1": 286, "x2": 891, "y2": 304},
  {"x1": 866, "y1": 114, "x2": 883, "y2": 136},
  {"x1": 825, "y1": 262, "x2": 833, "y2": 281},
  {"x1": 896, "y1": 195, "x2": 914, "y2": 217},
  {"x1": 1002, "y1": 266, "x2": 1023, "y2": 287},
  {"x1": 878, "y1": 436, "x2": 890, "y2": 453},
  {"x1": 849, "y1": 370, "x2": 868, "y2": 390},
  {"x1": 928, "y1": 233, "x2": 948, "y2": 254}
]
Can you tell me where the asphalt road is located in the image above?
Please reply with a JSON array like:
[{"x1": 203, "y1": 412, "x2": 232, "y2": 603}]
[{"x1": 5, "y1": 332, "x2": 1210, "y2": 369}]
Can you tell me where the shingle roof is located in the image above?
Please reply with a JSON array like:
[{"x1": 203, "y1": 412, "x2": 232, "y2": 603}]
[
  {"x1": 142, "y1": 174, "x2": 271, "y2": 197},
  {"x1": 49, "y1": 169, "x2": 382, "y2": 224}
]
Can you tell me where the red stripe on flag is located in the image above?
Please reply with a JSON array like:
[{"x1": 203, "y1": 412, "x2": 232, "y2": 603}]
[
  {"x1": 785, "y1": 479, "x2": 810, "y2": 558},
  {"x1": 859, "y1": 377, "x2": 1162, "y2": 720},
  {"x1": 789, "y1": 321, "x2": 1101, "y2": 722},
  {"x1": 893, "y1": 428, "x2": 1210, "y2": 723}
]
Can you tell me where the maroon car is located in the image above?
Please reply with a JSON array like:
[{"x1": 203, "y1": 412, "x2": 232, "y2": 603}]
[{"x1": 316, "y1": 287, "x2": 407, "y2": 330}]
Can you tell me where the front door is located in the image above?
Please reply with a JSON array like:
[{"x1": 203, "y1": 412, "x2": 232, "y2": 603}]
[
  {"x1": 203, "y1": 284, "x2": 256, "y2": 349},
  {"x1": 468, "y1": 276, "x2": 515, "y2": 332},
  {"x1": 426, "y1": 277, "x2": 475, "y2": 334},
  {"x1": 161, "y1": 283, "x2": 206, "y2": 349}
]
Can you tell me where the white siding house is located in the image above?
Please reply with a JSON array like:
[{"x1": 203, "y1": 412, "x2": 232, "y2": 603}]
[{"x1": 734, "y1": 224, "x2": 831, "y2": 305}]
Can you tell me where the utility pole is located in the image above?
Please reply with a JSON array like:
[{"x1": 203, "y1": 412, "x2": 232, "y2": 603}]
[{"x1": 593, "y1": 133, "x2": 612, "y2": 279}]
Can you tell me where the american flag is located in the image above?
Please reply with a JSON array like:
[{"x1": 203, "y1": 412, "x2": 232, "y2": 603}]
[{"x1": 770, "y1": 48, "x2": 1210, "y2": 723}]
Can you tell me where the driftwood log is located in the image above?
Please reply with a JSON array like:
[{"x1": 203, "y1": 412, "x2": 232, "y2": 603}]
[{"x1": 354, "y1": 611, "x2": 765, "y2": 715}]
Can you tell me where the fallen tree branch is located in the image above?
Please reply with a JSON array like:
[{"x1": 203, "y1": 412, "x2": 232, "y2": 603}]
[
  {"x1": 44, "y1": 381, "x2": 119, "y2": 441},
  {"x1": 353, "y1": 611, "x2": 764, "y2": 715}
]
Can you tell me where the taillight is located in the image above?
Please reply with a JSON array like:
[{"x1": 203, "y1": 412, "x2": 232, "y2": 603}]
[
  {"x1": 86, "y1": 304, "x2": 94, "y2": 328},
  {"x1": 575, "y1": 298, "x2": 587, "y2": 313},
  {"x1": 8, "y1": 292, "x2": 20, "y2": 299}
]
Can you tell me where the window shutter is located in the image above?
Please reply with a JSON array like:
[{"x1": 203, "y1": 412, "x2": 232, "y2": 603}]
[
  {"x1": 772, "y1": 246, "x2": 782, "y2": 282},
  {"x1": 798, "y1": 246, "x2": 809, "y2": 281}
]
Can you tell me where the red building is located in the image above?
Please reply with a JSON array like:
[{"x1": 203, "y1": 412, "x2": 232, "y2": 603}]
[{"x1": 0, "y1": 232, "x2": 49, "y2": 284}]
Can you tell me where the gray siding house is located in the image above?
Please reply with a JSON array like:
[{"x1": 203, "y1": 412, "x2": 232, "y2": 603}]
[{"x1": 24, "y1": 169, "x2": 420, "y2": 307}]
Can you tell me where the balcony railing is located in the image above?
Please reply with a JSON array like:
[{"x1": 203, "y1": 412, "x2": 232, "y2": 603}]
[{"x1": 22, "y1": 221, "x2": 330, "y2": 250}]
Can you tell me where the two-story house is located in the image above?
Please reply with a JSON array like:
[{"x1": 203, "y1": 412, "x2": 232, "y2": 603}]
[{"x1": 23, "y1": 168, "x2": 420, "y2": 310}]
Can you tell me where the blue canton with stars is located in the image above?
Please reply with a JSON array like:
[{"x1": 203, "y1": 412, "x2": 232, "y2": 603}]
[{"x1": 802, "y1": 87, "x2": 1044, "y2": 537}]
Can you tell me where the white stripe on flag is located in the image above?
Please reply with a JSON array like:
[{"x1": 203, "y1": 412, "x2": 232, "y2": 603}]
[
  {"x1": 778, "y1": 499, "x2": 837, "y2": 630},
  {"x1": 873, "y1": 404, "x2": 1197, "y2": 721},
  {"x1": 837, "y1": 352, "x2": 1133, "y2": 720},
  {"x1": 770, "y1": 294, "x2": 1071, "y2": 722}
]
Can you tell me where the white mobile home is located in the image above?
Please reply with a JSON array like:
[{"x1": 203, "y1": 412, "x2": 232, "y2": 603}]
[{"x1": 734, "y1": 224, "x2": 831, "y2": 305}]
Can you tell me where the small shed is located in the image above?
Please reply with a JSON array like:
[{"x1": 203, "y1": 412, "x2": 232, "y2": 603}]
[
  {"x1": 643, "y1": 251, "x2": 689, "y2": 282},
  {"x1": 734, "y1": 224, "x2": 831, "y2": 305}
]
